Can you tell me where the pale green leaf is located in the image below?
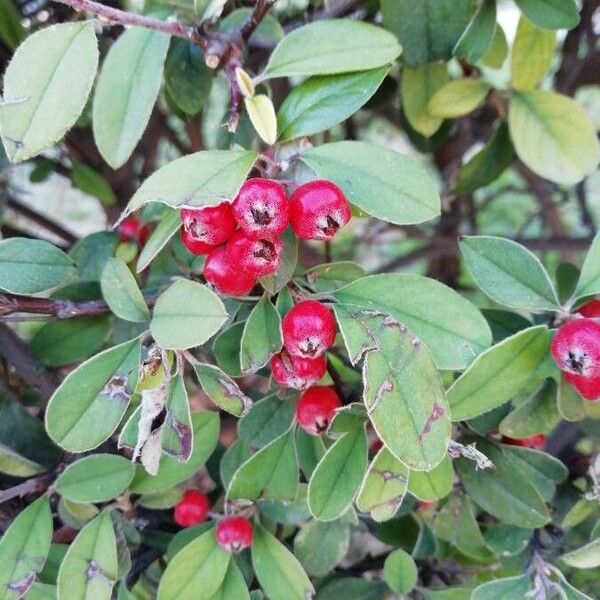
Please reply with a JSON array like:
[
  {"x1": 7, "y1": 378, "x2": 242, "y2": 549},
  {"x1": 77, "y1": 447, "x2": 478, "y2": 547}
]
[
  {"x1": 428, "y1": 79, "x2": 491, "y2": 118},
  {"x1": 511, "y1": 17, "x2": 555, "y2": 90},
  {"x1": 240, "y1": 295, "x2": 282, "y2": 373},
  {"x1": 101, "y1": 258, "x2": 149, "y2": 322}
]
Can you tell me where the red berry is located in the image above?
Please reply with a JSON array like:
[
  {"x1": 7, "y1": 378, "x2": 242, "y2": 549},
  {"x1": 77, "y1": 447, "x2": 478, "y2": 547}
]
[
  {"x1": 296, "y1": 386, "x2": 342, "y2": 435},
  {"x1": 119, "y1": 217, "x2": 151, "y2": 246},
  {"x1": 226, "y1": 230, "x2": 283, "y2": 277},
  {"x1": 418, "y1": 500, "x2": 438, "y2": 511},
  {"x1": 271, "y1": 349, "x2": 326, "y2": 390},
  {"x1": 180, "y1": 203, "x2": 236, "y2": 246},
  {"x1": 215, "y1": 516, "x2": 254, "y2": 553},
  {"x1": 289, "y1": 180, "x2": 351, "y2": 241},
  {"x1": 564, "y1": 372, "x2": 600, "y2": 401},
  {"x1": 204, "y1": 246, "x2": 256, "y2": 296},
  {"x1": 180, "y1": 228, "x2": 216, "y2": 255},
  {"x1": 578, "y1": 299, "x2": 600, "y2": 318},
  {"x1": 501, "y1": 434, "x2": 546, "y2": 450},
  {"x1": 370, "y1": 438, "x2": 384, "y2": 453},
  {"x1": 232, "y1": 178, "x2": 289, "y2": 239},
  {"x1": 551, "y1": 318, "x2": 600, "y2": 378},
  {"x1": 282, "y1": 300, "x2": 336, "y2": 359},
  {"x1": 174, "y1": 490, "x2": 210, "y2": 527}
]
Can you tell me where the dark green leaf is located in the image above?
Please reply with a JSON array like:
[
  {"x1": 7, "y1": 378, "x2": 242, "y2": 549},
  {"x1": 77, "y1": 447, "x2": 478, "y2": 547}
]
[
  {"x1": 294, "y1": 519, "x2": 350, "y2": 577},
  {"x1": 238, "y1": 394, "x2": 296, "y2": 449},
  {"x1": 240, "y1": 295, "x2": 282, "y2": 373},
  {"x1": 514, "y1": 0, "x2": 579, "y2": 30}
]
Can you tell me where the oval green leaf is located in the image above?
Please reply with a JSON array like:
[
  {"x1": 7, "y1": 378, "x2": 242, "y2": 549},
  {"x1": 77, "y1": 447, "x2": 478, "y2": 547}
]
[
  {"x1": 240, "y1": 295, "x2": 282, "y2": 373},
  {"x1": 100, "y1": 258, "x2": 149, "y2": 322},
  {"x1": 428, "y1": 79, "x2": 491, "y2": 118},
  {"x1": 383, "y1": 548, "x2": 418, "y2": 594},
  {"x1": 407, "y1": 455, "x2": 453, "y2": 501},
  {"x1": 514, "y1": 0, "x2": 579, "y2": 30},
  {"x1": 511, "y1": 17, "x2": 555, "y2": 90}
]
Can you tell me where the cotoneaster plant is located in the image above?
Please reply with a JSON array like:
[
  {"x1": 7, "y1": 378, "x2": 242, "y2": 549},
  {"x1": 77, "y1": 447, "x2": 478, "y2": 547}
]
[{"x1": 0, "y1": 1, "x2": 600, "y2": 599}]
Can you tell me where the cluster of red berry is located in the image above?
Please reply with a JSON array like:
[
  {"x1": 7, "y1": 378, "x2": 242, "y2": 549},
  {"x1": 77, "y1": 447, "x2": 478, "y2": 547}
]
[
  {"x1": 551, "y1": 299, "x2": 600, "y2": 401},
  {"x1": 179, "y1": 178, "x2": 351, "y2": 296},
  {"x1": 173, "y1": 489, "x2": 254, "y2": 551}
]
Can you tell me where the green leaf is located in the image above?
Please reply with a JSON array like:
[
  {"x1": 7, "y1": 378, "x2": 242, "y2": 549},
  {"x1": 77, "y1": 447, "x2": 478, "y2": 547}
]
[
  {"x1": 356, "y1": 447, "x2": 408, "y2": 522},
  {"x1": 227, "y1": 428, "x2": 298, "y2": 502},
  {"x1": 456, "y1": 439, "x2": 550, "y2": 528},
  {"x1": 296, "y1": 428, "x2": 326, "y2": 480},
  {"x1": 150, "y1": 279, "x2": 227, "y2": 350},
  {"x1": 238, "y1": 394, "x2": 296, "y2": 448},
  {"x1": 55, "y1": 454, "x2": 135, "y2": 503},
  {"x1": 514, "y1": 0, "x2": 579, "y2": 30},
  {"x1": 471, "y1": 575, "x2": 531, "y2": 600},
  {"x1": 0, "y1": 22, "x2": 98, "y2": 163},
  {"x1": 509, "y1": 90, "x2": 600, "y2": 185},
  {"x1": 460, "y1": 236, "x2": 559, "y2": 310},
  {"x1": 511, "y1": 17, "x2": 555, "y2": 90},
  {"x1": 129, "y1": 411, "x2": 219, "y2": 493},
  {"x1": 0, "y1": 497, "x2": 52, "y2": 600},
  {"x1": 137, "y1": 211, "x2": 181, "y2": 274},
  {"x1": 261, "y1": 20, "x2": 401, "y2": 79},
  {"x1": 573, "y1": 230, "x2": 600, "y2": 301},
  {"x1": 562, "y1": 542, "x2": 600, "y2": 575},
  {"x1": 335, "y1": 306, "x2": 451, "y2": 470},
  {"x1": 277, "y1": 68, "x2": 388, "y2": 141},
  {"x1": 259, "y1": 227, "x2": 298, "y2": 294},
  {"x1": 407, "y1": 455, "x2": 453, "y2": 501},
  {"x1": 93, "y1": 27, "x2": 169, "y2": 169},
  {"x1": 56, "y1": 512, "x2": 118, "y2": 600},
  {"x1": 71, "y1": 163, "x2": 116, "y2": 205},
  {"x1": 213, "y1": 321, "x2": 244, "y2": 377},
  {"x1": 0, "y1": 238, "x2": 75, "y2": 294},
  {"x1": 162, "y1": 372, "x2": 194, "y2": 462},
  {"x1": 308, "y1": 426, "x2": 367, "y2": 521},
  {"x1": 23, "y1": 583, "x2": 57, "y2": 600},
  {"x1": 333, "y1": 273, "x2": 491, "y2": 370},
  {"x1": 58, "y1": 498, "x2": 99, "y2": 530},
  {"x1": 448, "y1": 326, "x2": 549, "y2": 421},
  {"x1": 422, "y1": 589, "x2": 473, "y2": 600},
  {"x1": 316, "y1": 578, "x2": 388, "y2": 600},
  {"x1": 157, "y1": 528, "x2": 231, "y2": 600},
  {"x1": 0, "y1": 442, "x2": 45, "y2": 477},
  {"x1": 401, "y1": 63, "x2": 448, "y2": 137},
  {"x1": 294, "y1": 519, "x2": 350, "y2": 577},
  {"x1": 31, "y1": 317, "x2": 111, "y2": 367},
  {"x1": 69, "y1": 232, "x2": 117, "y2": 282},
  {"x1": 454, "y1": 122, "x2": 513, "y2": 194},
  {"x1": 381, "y1": 0, "x2": 473, "y2": 67},
  {"x1": 499, "y1": 379, "x2": 560, "y2": 437},
  {"x1": 481, "y1": 24, "x2": 508, "y2": 69},
  {"x1": 245, "y1": 94, "x2": 277, "y2": 145},
  {"x1": 454, "y1": 0, "x2": 496, "y2": 64},
  {"x1": 558, "y1": 374, "x2": 600, "y2": 421},
  {"x1": 301, "y1": 141, "x2": 439, "y2": 226},
  {"x1": 194, "y1": 363, "x2": 252, "y2": 417},
  {"x1": 164, "y1": 38, "x2": 212, "y2": 116},
  {"x1": 383, "y1": 548, "x2": 418, "y2": 594},
  {"x1": 434, "y1": 496, "x2": 497, "y2": 562},
  {"x1": 240, "y1": 295, "x2": 282, "y2": 373},
  {"x1": 101, "y1": 258, "x2": 149, "y2": 322},
  {"x1": 218, "y1": 7, "x2": 283, "y2": 46},
  {"x1": 251, "y1": 525, "x2": 314, "y2": 600},
  {"x1": 0, "y1": 0, "x2": 25, "y2": 50},
  {"x1": 306, "y1": 262, "x2": 365, "y2": 293},
  {"x1": 207, "y1": 561, "x2": 250, "y2": 600},
  {"x1": 428, "y1": 79, "x2": 491, "y2": 118},
  {"x1": 45, "y1": 338, "x2": 140, "y2": 452},
  {"x1": 122, "y1": 149, "x2": 256, "y2": 217}
]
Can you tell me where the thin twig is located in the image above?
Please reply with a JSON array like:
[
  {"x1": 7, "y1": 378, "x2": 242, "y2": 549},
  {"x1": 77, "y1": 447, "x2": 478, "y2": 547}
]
[{"x1": 0, "y1": 473, "x2": 53, "y2": 504}]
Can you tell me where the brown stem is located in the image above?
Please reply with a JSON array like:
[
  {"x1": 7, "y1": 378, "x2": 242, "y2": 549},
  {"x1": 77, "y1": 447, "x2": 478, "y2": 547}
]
[{"x1": 0, "y1": 473, "x2": 54, "y2": 504}]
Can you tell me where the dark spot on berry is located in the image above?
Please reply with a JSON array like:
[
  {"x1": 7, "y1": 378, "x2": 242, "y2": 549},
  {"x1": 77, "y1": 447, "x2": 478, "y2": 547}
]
[
  {"x1": 567, "y1": 350, "x2": 588, "y2": 374},
  {"x1": 250, "y1": 206, "x2": 273, "y2": 226},
  {"x1": 253, "y1": 240, "x2": 276, "y2": 261},
  {"x1": 321, "y1": 214, "x2": 340, "y2": 236}
]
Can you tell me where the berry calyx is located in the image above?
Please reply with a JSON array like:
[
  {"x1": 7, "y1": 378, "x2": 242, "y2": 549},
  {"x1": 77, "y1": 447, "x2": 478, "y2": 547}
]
[
  {"x1": 551, "y1": 318, "x2": 600, "y2": 378},
  {"x1": 119, "y1": 217, "x2": 150, "y2": 246},
  {"x1": 215, "y1": 516, "x2": 254, "y2": 553},
  {"x1": 226, "y1": 230, "x2": 283, "y2": 277},
  {"x1": 282, "y1": 300, "x2": 336, "y2": 359},
  {"x1": 180, "y1": 228, "x2": 216, "y2": 255},
  {"x1": 232, "y1": 178, "x2": 289, "y2": 239},
  {"x1": 564, "y1": 372, "x2": 600, "y2": 401},
  {"x1": 271, "y1": 349, "x2": 326, "y2": 389},
  {"x1": 296, "y1": 386, "x2": 342, "y2": 435},
  {"x1": 173, "y1": 489, "x2": 210, "y2": 527},
  {"x1": 180, "y1": 203, "x2": 236, "y2": 246},
  {"x1": 289, "y1": 180, "x2": 351, "y2": 241},
  {"x1": 578, "y1": 299, "x2": 600, "y2": 318},
  {"x1": 204, "y1": 246, "x2": 256, "y2": 296},
  {"x1": 501, "y1": 434, "x2": 546, "y2": 450}
]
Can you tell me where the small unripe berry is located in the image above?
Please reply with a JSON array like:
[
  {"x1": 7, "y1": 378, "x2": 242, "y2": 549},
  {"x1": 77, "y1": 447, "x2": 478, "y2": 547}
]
[
  {"x1": 564, "y1": 371, "x2": 600, "y2": 401},
  {"x1": 215, "y1": 516, "x2": 254, "y2": 553},
  {"x1": 271, "y1": 349, "x2": 326, "y2": 389},
  {"x1": 501, "y1": 434, "x2": 546, "y2": 450},
  {"x1": 204, "y1": 246, "x2": 256, "y2": 296},
  {"x1": 296, "y1": 386, "x2": 342, "y2": 435},
  {"x1": 551, "y1": 318, "x2": 600, "y2": 378},
  {"x1": 578, "y1": 299, "x2": 600, "y2": 318},
  {"x1": 226, "y1": 230, "x2": 283, "y2": 277},
  {"x1": 180, "y1": 228, "x2": 216, "y2": 255},
  {"x1": 180, "y1": 203, "x2": 236, "y2": 246},
  {"x1": 232, "y1": 178, "x2": 289, "y2": 239},
  {"x1": 289, "y1": 180, "x2": 351, "y2": 241},
  {"x1": 173, "y1": 489, "x2": 210, "y2": 527},
  {"x1": 119, "y1": 217, "x2": 151, "y2": 246},
  {"x1": 282, "y1": 300, "x2": 336, "y2": 359}
]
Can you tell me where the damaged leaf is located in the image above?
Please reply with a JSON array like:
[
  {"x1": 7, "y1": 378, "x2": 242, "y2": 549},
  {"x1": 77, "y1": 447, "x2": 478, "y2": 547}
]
[{"x1": 194, "y1": 363, "x2": 252, "y2": 417}]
